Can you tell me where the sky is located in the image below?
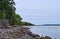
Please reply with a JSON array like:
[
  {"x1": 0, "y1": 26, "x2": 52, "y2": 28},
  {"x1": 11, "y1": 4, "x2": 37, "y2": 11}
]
[{"x1": 14, "y1": 0, "x2": 60, "y2": 25}]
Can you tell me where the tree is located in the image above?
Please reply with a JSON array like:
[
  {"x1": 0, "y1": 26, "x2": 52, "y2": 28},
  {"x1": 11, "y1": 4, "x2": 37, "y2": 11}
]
[
  {"x1": 10, "y1": 14, "x2": 22, "y2": 25},
  {"x1": 0, "y1": 0, "x2": 16, "y2": 19},
  {"x1": 0, "y1": 0, "x2": 23, "y2": 26},
  {"x1": 0, "y1": 0, "x2": 34, "y2": 26},
  {"x1": 22, "y1": 21, "x2": 34, "y2": 26}
]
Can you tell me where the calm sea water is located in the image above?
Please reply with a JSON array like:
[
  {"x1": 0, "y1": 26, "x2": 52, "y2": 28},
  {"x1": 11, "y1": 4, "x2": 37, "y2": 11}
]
[{"x1": 28, "y1": 26, "x2": 60, "y2": 39}]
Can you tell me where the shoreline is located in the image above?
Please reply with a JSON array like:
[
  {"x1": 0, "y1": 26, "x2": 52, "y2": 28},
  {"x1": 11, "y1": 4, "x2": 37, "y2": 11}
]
[{"x1": 0, "y1": 26, "x2": 52, "y2": 39}]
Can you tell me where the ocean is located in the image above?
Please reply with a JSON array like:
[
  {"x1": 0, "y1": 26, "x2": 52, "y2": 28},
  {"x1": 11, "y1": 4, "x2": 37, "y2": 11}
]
[{"x1": 27, "y1": 26, "x2": 60, "y2": 39}]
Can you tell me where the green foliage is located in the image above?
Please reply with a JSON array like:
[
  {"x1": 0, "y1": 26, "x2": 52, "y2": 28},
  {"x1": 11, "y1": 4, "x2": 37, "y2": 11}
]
[
  {"x1": 22, "y1": 21, "x2": 34, "y2": 26},
  {"x1": 0, "y1": 0, "x2": 16, "y2": 19},
  {"x1": 10, "y1": 14, "x2": 22, "y2": 25},
  {"x1": 0, "y1": 0, "x2": 22, "y2": 25},
  {"x1": 0, "y1": 0, "x2": 34, "y2": 26},
  {"x1": 0, "y1": 10, "x2": 6, "y2": 19}
]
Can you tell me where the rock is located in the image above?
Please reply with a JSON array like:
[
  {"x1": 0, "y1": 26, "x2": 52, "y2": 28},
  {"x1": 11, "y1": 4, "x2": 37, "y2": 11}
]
[
  {"x1": 0, "y1": 26, "x2": 52, "y2": 39},
  {"x1": 45, "y1": 36, "x2": 51, "y2": 39},
  {"x1": 12, "y1": 31, "x2": 21, "y2": 38},
  {"x1": 40, "y1": 37, "x2": 45, "y2": 39}
]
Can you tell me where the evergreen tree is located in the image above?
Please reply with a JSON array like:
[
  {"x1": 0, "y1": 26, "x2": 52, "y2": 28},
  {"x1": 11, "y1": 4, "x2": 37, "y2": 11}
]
[
  {"x1": 0, "y1": 0, "x2": 16, "y2": 19},
  {"x1": 0, "y1": 0, "x2": 22, "y2": 26}
]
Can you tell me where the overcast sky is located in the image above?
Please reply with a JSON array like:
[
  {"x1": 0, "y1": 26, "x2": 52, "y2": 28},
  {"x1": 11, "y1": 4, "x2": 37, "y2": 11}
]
[{"x1": 14, "y1": 0, "x2": 60, "y2": 25}]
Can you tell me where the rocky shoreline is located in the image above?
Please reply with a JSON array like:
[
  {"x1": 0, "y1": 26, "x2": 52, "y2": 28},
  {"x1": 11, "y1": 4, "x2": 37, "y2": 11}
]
[{"x1": 0, "y1": 26, "x2": 52, "y2": 39}]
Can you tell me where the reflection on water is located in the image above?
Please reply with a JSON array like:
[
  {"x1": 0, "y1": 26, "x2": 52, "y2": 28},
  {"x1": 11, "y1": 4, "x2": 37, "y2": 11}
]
[{"x1": 28, "y1": 26, "x2": 60, "y2": 39}]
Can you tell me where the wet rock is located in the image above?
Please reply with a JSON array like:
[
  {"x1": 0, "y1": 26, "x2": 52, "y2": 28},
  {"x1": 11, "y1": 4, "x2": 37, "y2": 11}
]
[{"x1": 45, "y1": 36, "x2": 51, "y2": 39}]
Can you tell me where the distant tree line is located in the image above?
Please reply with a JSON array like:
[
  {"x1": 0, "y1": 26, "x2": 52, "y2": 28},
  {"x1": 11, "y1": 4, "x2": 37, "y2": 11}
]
[{"x1": 0, "y1": 0, "x2": 34, "y2": 26}]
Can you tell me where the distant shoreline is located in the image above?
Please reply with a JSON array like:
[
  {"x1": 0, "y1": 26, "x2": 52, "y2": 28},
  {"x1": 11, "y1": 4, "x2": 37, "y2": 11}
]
[{"x1": 34, "y1": 24, "x2": 60, "y2": 26}]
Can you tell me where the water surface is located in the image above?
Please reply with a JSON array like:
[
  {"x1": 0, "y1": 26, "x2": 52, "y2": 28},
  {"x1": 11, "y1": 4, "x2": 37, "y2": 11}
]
[{"x1": 28, "y1": 26, "x2": 60, "y2": 39}]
